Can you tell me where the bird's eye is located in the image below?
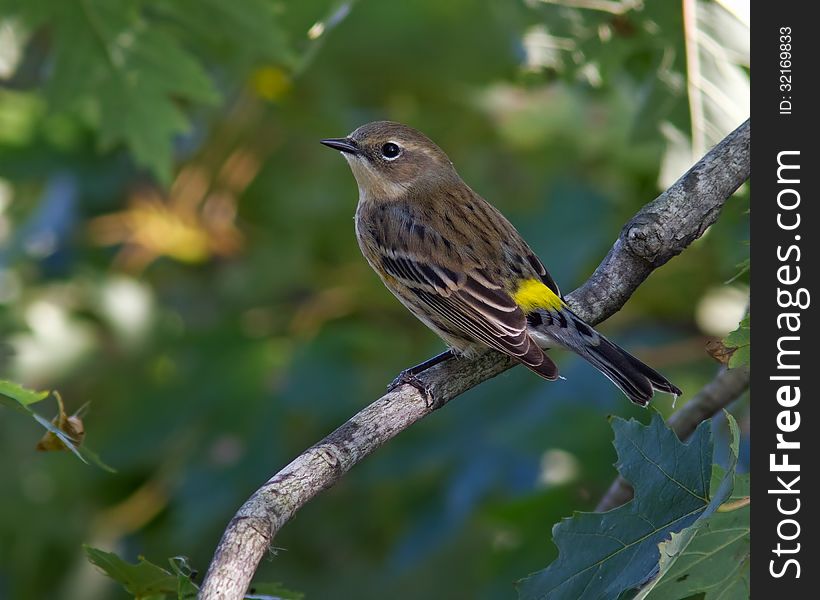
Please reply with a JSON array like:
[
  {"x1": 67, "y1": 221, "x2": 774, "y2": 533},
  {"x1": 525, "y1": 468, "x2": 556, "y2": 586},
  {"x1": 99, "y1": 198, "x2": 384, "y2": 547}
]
[{"x1": 381, "y1": 142, "x2": 401, "y2": 159}]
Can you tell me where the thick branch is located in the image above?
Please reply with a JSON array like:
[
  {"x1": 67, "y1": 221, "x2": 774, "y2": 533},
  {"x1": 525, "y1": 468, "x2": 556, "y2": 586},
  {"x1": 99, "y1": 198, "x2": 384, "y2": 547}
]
[
  {"x1": 595, "y1": 364, "x2": 750, "y2": 512},
  {"x1": 198, "y1": 119, "x2": 750, "y2": 599}
]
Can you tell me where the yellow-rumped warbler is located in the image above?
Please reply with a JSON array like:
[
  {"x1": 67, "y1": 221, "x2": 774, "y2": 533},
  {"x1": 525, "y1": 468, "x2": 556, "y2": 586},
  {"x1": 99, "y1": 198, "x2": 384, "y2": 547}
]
[{"x1": 321, "y1": 121, "x2": 680, "y2": 406}]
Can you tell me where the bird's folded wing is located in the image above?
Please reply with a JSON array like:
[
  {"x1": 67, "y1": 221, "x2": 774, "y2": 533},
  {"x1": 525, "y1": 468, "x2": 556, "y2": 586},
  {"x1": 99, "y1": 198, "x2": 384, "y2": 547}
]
[{"x1": 378, "y1": 252, "x2": 554, "y2": 373}]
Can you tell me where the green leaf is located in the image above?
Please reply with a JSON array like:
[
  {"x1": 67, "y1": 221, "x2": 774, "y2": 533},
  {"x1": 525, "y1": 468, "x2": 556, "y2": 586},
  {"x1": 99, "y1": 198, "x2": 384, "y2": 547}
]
[
  {"x1": 150, "y1": 0, "x2": 291, "y2": 64},
  {"x1": 724, "y1": 313, "x2": 750, "y2": 368},
  {"x1": 11, "y1": 0, "x2": 219, "y2": 183},
  {"x1": 724, "y1": 314, "x2": 749, "y2": 347},
  {"x1": 727, "y1": 345, "x2": 749, "y2": 369},
  {"x1": 84, "y1": 547, "x2": 304, "y2": 600},
  {"x1": 0, "y1": 385, "x2": 115, "y2": 472},
  {"x1": 0, "y1": 385, "x2": 86, "y2": 463},
  {"x1": 84, "y1": 546, "x2": 198, "y2": 599},
  {"x1": 633, "y1": 414, "x2": 744, "y2": 599},
  {"x1": 517, "y1": 413, "x2": 736, "y2": 600},
  {"x1": 0, "y1": 379, "x2": 50, "y2": 406},
  {"x1": 641, "y1": 474, "x2": 750, "y2": 600}
]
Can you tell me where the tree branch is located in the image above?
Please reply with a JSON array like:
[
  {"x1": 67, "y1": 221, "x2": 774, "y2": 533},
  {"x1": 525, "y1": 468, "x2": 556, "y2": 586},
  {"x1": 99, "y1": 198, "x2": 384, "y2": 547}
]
[
  {"x1": 595, "y1": 364, "x2": 750, "y2": 512},
  {"x1": 198, "y1": 119, "x2": 750, "y2": 599}
]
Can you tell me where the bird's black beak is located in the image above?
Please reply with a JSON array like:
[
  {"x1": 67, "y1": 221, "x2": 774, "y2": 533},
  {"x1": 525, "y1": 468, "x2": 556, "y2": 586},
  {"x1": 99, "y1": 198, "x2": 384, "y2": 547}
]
[{"x1": 320, "y1": 137, "x2": 359, "y2": 155}]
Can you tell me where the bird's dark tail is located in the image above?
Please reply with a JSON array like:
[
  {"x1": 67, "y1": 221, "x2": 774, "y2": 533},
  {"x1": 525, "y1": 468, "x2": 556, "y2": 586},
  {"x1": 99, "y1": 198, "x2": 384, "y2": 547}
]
[
  {"x1": 581, "y1": 335, "x2": 681, "y2": 407},
  {"x1": 532, "y1": 308, "x2": 681, "y2": 407}
]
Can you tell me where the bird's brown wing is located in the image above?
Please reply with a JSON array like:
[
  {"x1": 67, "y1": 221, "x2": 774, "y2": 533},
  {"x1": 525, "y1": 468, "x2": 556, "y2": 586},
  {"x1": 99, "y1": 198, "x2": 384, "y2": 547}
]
[{"x1": 378, "y1": 252, "x2": 559, "y2": 380}]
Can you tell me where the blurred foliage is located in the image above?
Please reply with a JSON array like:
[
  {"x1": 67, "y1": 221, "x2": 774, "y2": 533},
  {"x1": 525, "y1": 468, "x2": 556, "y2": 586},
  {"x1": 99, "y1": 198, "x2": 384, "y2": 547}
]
[{"x1": 0, "y1": 1, "x2": 748, "y2": 599}]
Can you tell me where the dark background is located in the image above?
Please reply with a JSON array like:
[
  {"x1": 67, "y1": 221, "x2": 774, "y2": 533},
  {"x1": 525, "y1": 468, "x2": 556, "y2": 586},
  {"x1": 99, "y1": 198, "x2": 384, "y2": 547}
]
[{"x1": 752, "y1": 3, "x2": 812, "y2": 596}]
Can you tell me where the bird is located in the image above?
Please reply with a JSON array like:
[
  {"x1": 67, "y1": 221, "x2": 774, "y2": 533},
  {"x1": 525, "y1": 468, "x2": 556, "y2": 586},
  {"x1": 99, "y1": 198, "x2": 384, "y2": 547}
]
[{"x1": 321, "y1": 121, "x2": 681, "y2": 406}]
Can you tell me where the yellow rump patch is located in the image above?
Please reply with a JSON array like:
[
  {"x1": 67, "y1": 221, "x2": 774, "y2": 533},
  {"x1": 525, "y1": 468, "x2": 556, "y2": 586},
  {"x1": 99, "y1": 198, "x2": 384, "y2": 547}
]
[{"x1": 513, "y1": 279, "x2": 564, "y2": 313}]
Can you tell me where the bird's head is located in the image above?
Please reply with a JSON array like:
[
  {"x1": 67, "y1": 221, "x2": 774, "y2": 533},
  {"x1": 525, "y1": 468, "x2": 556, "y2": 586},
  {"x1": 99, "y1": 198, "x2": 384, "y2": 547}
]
[{"x1": 321, "y1": 121, "x2": 458, "y2": 200}]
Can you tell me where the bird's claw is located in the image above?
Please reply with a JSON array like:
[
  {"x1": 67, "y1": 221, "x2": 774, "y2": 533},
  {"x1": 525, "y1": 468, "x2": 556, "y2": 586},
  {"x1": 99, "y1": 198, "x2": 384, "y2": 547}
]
[{"x1": 388, "y1": 370, "x2": 433, "y2": 406}]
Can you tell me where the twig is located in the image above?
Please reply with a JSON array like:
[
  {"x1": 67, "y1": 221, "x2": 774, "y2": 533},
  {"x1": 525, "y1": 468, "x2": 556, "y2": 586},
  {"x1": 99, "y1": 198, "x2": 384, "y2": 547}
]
[
  {"x1": 595, "y1": 364, "x2": 750, "y2": 512},
  {"x1": 198, "y1": 119, "x2": 750, "y2": 599}
]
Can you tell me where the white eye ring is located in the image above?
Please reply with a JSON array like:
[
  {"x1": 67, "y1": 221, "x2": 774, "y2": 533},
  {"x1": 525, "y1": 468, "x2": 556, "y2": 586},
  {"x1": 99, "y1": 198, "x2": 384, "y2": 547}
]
[{"x1": 381, "y1": 141, "x2": 402, "y2": 160}]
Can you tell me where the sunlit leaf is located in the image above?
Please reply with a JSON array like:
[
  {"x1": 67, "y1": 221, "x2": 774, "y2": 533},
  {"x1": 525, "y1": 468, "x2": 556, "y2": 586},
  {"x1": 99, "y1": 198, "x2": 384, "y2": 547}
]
[
  {"x1": 0, "y1": 379, "x2": 49, "y2": 406},
  {"x1": 723, "y1": 312, "x2": 750, "y2": 368},
  {"x1": 639, "y1": 472, "x2": 749, "y2": 600}
]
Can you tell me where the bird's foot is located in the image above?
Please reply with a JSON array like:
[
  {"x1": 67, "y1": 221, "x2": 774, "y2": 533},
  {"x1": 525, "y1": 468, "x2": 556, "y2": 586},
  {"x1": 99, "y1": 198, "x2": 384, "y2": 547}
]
[{"x1": 388, "y1": 370, "x2": 433, "y2": 407}]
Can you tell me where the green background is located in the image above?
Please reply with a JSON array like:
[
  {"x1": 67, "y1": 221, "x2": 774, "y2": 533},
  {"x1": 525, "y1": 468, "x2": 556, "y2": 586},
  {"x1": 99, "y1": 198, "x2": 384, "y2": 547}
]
[{"x1": 0, "y1": 1, "x2": 749, "y2": 598}]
